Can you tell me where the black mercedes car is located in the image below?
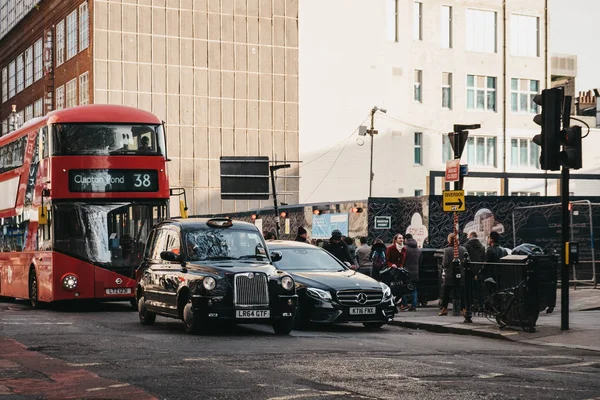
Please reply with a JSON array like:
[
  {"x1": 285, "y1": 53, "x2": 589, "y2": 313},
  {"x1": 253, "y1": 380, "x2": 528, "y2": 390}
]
[
  {"x1": 135, "y1": 218, "x2": 297, "y2": 335},
  {"x1": 268, "y1": 241, "x2": 396, "y2": 328}
]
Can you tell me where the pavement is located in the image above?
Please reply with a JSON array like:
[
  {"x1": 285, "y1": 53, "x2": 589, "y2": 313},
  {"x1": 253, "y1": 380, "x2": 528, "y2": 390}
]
[{"x1": 391, "y1": 286, "x2": 600, "y2": 352}]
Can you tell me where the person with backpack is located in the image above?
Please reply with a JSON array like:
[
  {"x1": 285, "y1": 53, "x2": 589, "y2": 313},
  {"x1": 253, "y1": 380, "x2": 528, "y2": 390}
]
[{"x1": 369, "y1": 239, "x2": 387, "y2": 280}]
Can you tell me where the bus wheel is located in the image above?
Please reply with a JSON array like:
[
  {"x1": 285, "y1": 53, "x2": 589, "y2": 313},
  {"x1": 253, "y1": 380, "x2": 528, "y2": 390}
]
[
  {"x1": 138, "y1": 294, "x2": 156, "y2": 325},
  {"x1": 29, "y1": 269, "x2": 40, "y2": 309}
]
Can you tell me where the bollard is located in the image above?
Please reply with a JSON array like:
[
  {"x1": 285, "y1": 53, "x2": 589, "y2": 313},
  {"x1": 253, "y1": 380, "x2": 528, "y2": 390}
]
[{"x1": 463, "y1": 255, "x2": 473, "y2": 323}]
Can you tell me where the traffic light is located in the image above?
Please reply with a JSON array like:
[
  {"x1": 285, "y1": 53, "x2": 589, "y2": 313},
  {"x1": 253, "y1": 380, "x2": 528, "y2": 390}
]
[
  {"x1": 532, "y1": 88, "x2": 562, "y2": 171},
  {"x1": 562, "y1": 126, "x2": 582, "y2": 169}
]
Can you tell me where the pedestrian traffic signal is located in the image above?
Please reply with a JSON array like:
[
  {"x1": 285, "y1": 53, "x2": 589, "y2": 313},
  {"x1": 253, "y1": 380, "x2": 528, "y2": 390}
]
[
  {"x1": 532, "y1": 88, "x2": 562, "y2": 171},
  {"x1": 562, "y1": 126, "x2": 582, "y2": 169}
]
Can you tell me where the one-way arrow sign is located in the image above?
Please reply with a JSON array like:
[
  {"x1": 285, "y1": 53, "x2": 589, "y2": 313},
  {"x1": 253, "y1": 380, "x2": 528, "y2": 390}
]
[{"x1": 442, "y1": 190, "x2": 466, "y2": 212}]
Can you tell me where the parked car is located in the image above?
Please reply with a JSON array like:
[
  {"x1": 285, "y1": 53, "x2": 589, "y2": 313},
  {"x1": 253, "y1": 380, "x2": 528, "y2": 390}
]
[
  {"x1": 267, "y1": 241, "x2": 396, "y2": 329},
  {"x1": 135, "y1": 218, "x2": 298, "y2": 335}
]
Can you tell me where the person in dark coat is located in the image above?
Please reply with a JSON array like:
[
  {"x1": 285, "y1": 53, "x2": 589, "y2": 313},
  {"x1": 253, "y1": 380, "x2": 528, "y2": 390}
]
[
  {"x1": 464, "y1": 231, "x2": 486, "y2": 262},
  {"x1": 401, "y1": 233, "x2": 421, "y2": 311},
  {"x1": 323, "y1": 229, "x2": 357, "y2": 269},
  {"x1": 385, "y1": 233, "x2": 406, "y2": 268},
  {"x1": 343, "y1": 237, "x2": 358, "y2": 265},
  {"x1": 440, "y1": 233, "x2": 467, "y2": 316},
  {"x1": 355, "y1": 237, "x2": 373, "y2": 277},
  {"x1": 485, "y1": 231, "x2": 508, "y2": 262},
  {"x1": 369, "y1": 239, "x2": 387, "y2": 280},
  {"x1": 295, "y1": 227, "x2": 309, "y2": 243}
]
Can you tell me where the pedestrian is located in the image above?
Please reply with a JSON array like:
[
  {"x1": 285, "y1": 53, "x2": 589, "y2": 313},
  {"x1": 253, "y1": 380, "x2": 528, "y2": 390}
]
[
  {"x1": 485, "y1": 231, "x2": 508, "y2": 262},
  {"x1": 385, "y1": 233, "x2": 406, "y2": 269},
  {"x1": 344, "y1": 236, "x2": 358, "y2": 265},
  {"x1": 464, "y1": 231, "x2": 485, "y2": 262},
  {"x1": 369, "y1": 239, "x2": 387, "y2": 280},
  {"x1": 264, "y1": 231, "x2": 276, "y2": 241},
  {"x1": 439, "y1": 233, "x2": 467, "y2": 316},
  {"x1": 402, "y1": 233, "x2": 421, "y2": 311},
  {"x1": 323, "y1": 229, "x2": 357, "y2": 269},
  {"x1": 295, "y1": 227, "x2": 309, "y2": 243},
  {"x1": 355, "y1": 237, "x2": 372, "y2": 276}
]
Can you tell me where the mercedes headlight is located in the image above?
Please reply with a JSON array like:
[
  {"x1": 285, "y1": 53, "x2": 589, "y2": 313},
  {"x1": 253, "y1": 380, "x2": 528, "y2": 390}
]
[
  {"x1": 62, "y1": 274, "x2": 78, "y2": 290},
  {"x1": 203, "y1": 276, "x2": 216, "y2": 291},
  {"x1": 306, "y1": 287, "x2": 332, "y2": 301},
  {"x1": 380, "y1": 282, "x2": 392, "y2": 300},
  {"x1": 281, "y1": 276, "x2": 294, "y2": 291}
]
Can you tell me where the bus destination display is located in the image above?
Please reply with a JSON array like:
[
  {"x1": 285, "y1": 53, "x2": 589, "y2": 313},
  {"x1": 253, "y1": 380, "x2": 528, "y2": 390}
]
[{"x1": 69, "y1": 169, "x2": 159, "y2": 193}]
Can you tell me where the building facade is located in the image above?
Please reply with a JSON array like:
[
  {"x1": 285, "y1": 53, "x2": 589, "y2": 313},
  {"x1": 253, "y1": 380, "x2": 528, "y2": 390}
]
[
  {"x1": 299, "y1": 0, "x2": 584, "y2": 202},
  {"x1": 0, "y1": 0, "x2": 300, "y2": 215}
]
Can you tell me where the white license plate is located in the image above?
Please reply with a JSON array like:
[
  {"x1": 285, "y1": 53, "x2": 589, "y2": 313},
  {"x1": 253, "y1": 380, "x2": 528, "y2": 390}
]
[
  {"x1": 350, "y1": 307, "x2": 376, "y2": 315},
  {"x1": 236, "y1": 309, "x2": 270, "y2": 318},
  {"x1": 105, "y1": 288, "x2": 132, "y2": 295}
]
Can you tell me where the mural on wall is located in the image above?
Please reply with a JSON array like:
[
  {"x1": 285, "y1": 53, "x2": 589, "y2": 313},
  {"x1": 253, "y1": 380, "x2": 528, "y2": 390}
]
[
  {"x1": 368, "y1": 197, "x2": 425, "y2": 244},
  {"x1": 406, "y1": 212, "x2": 429, "y2": 248},
  {"x1": 463, "y1": 208, "x2": 505, "y2": 247}
]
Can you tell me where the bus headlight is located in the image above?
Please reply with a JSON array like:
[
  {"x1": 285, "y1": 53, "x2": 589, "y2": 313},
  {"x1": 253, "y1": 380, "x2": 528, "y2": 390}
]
[
  {"x1": 203, "y1": 276, "x2": 216, "y2": 291},
  {"x1": 62, "y1": 274, "x2": 79, "y2": 290},
  {"x1": 281, "y1": 276, "x2": 294, "y2": 291}
]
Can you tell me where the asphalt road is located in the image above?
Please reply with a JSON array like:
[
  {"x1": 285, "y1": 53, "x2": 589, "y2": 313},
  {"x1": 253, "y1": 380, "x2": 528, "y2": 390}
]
[{"x1": 1, "y1": 300, "x2": 600, "y2": 400}]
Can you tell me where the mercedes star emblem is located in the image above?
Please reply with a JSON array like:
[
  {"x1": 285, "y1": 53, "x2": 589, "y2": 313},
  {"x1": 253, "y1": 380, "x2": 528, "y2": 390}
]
[{"x1": 356, "y1": 292, "x2": 368, "y2": 305}]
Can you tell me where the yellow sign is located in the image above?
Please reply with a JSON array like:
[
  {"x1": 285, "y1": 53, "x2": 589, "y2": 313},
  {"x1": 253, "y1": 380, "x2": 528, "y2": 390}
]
[{"x1": 443, "y1": 190, "x2": 465, "y2": 212}]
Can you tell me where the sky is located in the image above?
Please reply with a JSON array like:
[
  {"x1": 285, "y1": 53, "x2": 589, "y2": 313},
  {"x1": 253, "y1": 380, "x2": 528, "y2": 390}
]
[{"x1": 550, "y1": 0, "x2": 599, "y2": 93}]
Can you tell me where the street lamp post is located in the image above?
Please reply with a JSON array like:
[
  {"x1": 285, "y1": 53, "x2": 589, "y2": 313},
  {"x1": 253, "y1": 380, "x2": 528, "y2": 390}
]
[{"x1": 368, "y1": 106, "x2": 386, "y2": 198}]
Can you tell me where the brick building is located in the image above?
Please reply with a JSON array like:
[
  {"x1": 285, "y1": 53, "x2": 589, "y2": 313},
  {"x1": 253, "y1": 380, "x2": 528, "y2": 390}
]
[{"x1": 0, "y1": 0, "x2": 300, "y2": 215}]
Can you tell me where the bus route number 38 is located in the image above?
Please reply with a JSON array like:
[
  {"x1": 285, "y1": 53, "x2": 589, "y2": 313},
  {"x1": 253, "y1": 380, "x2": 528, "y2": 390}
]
[{"x1": 134, "y1": 174, "x2": 152, "y2": 188}]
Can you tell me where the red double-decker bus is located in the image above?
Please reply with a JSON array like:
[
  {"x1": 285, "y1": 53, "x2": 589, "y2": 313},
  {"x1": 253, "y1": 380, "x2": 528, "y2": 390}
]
[{"x1": 0, "y1": 104, "x2": 170, "y2": 307}]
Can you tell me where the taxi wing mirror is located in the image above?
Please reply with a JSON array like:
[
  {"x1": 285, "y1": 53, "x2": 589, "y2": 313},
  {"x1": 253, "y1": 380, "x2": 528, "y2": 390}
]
[
  {"x1": 270, "y1": 251, "x2": 283, "y2": 262},
  {"x1": 160, "y1": 251, "x2": 182, "y2": 262}
]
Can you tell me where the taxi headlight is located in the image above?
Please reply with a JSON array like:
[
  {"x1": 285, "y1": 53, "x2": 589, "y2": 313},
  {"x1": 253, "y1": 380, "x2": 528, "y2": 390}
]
[
  {"x1": 203, "y1": 276, "x2": 216, "y2": 291},
  {"x1": 62, "y1": 274, "x2": 78, "y2": 290},
  {"x1": 281, "y1": 276, "x2": 294, "y2": 291}
]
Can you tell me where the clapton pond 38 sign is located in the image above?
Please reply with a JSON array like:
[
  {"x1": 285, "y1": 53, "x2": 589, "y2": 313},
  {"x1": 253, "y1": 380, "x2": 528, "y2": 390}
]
[{"x1": 68, "y1": 169, "x2": 159, "y2": 193}]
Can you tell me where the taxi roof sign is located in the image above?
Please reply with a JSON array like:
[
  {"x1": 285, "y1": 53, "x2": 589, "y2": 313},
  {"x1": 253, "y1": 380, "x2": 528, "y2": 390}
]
[{"x1": 442, "y1": 190, "x2": 465, "y2": 212}]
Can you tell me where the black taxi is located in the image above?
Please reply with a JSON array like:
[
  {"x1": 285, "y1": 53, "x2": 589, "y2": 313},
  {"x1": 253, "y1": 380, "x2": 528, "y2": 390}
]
[{"x1": 135, "y1": 218, "x2": 297, "y2": 335}]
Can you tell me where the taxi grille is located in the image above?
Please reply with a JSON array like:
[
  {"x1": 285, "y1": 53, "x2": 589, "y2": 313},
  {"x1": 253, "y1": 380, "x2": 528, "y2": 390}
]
[
  {"x1": 336, "y1": 290, "x2": 383, "y2": 306},
  {"x1": 234, "y1": 273, "x2": 269, "y2": 306}
]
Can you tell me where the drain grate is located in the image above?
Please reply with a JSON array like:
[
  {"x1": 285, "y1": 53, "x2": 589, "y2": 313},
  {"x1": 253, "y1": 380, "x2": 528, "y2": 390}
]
[{"x1": 540, "y1": 362, "x2": 600, "y2": 374}]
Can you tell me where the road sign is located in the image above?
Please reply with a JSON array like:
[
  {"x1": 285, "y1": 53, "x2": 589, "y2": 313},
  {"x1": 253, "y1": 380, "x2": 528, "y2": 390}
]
[
  {"x1": 220, "y1": 156, "x2": 270, "y2": 200},
  {"x1": 445, "y1": 159, "x2": 460, "y2": 182},
  {"x1": 442, "y1": 190, "x2": 465, "y2": 212},
  {"x1": 374, "y1": 216, "x2": 391, "y2": 230},
  {"x1": 460, "y1": 164, "x2": 469, "y2": 176}
]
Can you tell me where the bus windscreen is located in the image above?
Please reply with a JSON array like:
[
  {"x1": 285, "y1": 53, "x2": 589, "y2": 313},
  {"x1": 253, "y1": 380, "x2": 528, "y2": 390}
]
[{"x1": 52, "y1": 124, "x2": 165, "y2": 156}]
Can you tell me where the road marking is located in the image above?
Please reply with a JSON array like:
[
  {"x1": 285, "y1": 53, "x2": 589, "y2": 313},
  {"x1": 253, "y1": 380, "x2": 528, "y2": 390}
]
[
  {"x1": 86, "y1": 387, "x2": 107, "y2": 392},
  {"x1": 234, "y1": 369, "x2": 249, "y2": 373},
  {"x1": 267, "y1": 393, "x2": 353, "y2": 400},
  {"x1": 0, "y1": 322, "x2": 72, "y2": 325},
  {"x1": 477, "y1": 373, "x2": 504, "y2": 379},
  {"x1": 109, "y1": 384, "x2": 130, "y2": 388},
  {"x1": 67, "y1": 363, "x2": 103, "y2": 367}
]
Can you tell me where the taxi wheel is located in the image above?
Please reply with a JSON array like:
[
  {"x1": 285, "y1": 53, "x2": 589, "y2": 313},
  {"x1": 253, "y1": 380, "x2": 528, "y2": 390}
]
[
  {"x1": 183, "y1": 298, "x2": 205, "y2": 334},
  {"x1": 138, "y1": 294, "x2": 156, "y2": 325},
  {"x1": 272, "y1": 318, "x2": 294, "y2": 335},
  {"x1": 363, "y1": 322, "x2": 385, "y2": 329}
]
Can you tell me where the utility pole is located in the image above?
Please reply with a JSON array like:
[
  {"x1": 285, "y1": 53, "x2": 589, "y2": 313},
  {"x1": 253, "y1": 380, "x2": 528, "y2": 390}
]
[{"x1": 367, "y1": 106, "x2": 386, "y2": 198}]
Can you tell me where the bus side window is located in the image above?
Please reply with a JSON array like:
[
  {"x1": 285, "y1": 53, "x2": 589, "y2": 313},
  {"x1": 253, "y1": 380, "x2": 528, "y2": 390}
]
[{"x1": 40, "y1": 126, "x2": 49, "y2": 159}]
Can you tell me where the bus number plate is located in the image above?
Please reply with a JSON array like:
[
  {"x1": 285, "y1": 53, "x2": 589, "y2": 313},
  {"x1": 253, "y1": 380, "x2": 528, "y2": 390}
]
[{"x1": 105, "y1": 288, "x2": 132, "y2": 295}]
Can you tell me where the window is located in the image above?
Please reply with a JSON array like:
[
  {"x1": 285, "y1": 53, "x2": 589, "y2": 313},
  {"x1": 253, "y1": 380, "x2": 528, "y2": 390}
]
[
  {"x1": 386, "y1": 0, "x2": 398, "y2": 42},
  {"x1": 441, "y1": 5, "x2": 452, "y2": 48},
  {"x1": 466, "y1": 136, "x2": 496, "y2": 167},
  {"x1": 442, "y1": 72, "x2": 452, "y2": 109},
  {"x1": 79, "y1": 72, "x2": 89, "y2": 105},
  {"x1": 24, "y1": 46, "x2": 33, "y2": 87},
  {"x1": 24, "y1": 104, "x2": 33, "y2": 122},
  {"x1": 413, "y1": 2, "x2": 422, "y2": 40},
  {"x1": 56, "y1": 19, "x2": 65, "y2": 67},
  {"x1": 414, "y1": 132, "x2": 423, "y2": 165},
  {"x1": 414, "y1": 189, "x2": 423, "y2": 196},
  {"x1": 511, "y1": 138, "x2": 540, "y2": 169},
  {"x1": 511, "y1": 78, "x2": 539, "y2": 113},
  {"x1": 442, "y1": 136, "x2": 453, "y2": 162},
  {"x1": 66, "y1": 10, "x2": 78, "y2": 60},
  {"x1": 511, "y1": 191, "x2": 540, "y2": 196},
  {"x1": 16, "y1": 53, "x2": 23, "y2": 93},
  {"x1": 55, "y1": 85, "x2": 65, "y2": 110},
  {"x1": 34, "y1": 38, "x2": 43, "y2": 81},
  {"x1": 8, "y1": 60, "x2": 15, "y2": 98},
  {"x1": 34, "y1": 98, "x2": 43, "y2": 117},
  {"x1": 1, "y1": 119, "x2": 7, "y2": 136},
  {"x1": 467, "y1": 75, "x2": 496, "y2": 111},
  {"x1": 414, "y1": 69, "x2": 422, "y2": 102},
  {"x1": 511, "y1": 14, "x2": 539, "y2": 57},
  {"x1": 467, "y1": 191, "x2": 497, "y2": 196},
  {"x1": 1, "y1": 67, "x2": 7, "y2": 102},
  {"x1": 466, "y1": 9, "x2": 496, "y2": 53},
  {"x1": 66, "y1": 78, "x2": 77, "y2": 108},
  {"x1": 79, "y1": 2, "x2": 89, "y2": 51}
]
